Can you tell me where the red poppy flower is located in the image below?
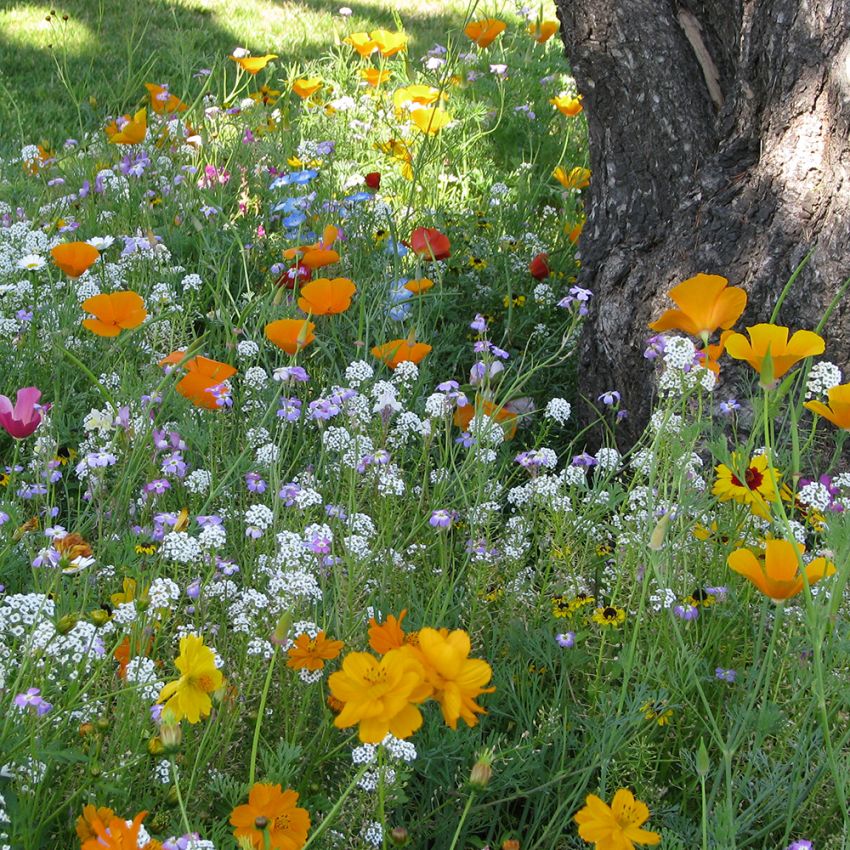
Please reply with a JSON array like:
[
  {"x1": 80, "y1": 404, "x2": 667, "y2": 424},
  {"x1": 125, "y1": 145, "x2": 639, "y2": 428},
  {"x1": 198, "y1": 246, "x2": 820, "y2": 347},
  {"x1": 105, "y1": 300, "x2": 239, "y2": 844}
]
[
  {"x1": 365, "y1": 172, "x2": 381, "y2": 189},
  {"x1": 529, "y1": 253, "x2": 550, "y2": 280},
  {"x1": 410, "y1": 227, "x2": 450, "y2": 261}
]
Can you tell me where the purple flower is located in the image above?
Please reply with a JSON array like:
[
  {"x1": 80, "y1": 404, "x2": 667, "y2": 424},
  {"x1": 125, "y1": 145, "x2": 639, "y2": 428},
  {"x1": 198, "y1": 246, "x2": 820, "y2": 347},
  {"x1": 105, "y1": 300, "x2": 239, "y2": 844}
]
[
  {"x1": 308, "y1": 398, "x2": 340, "y2": 421},
  {"x1": 470, "y1": 314, "x2": 487, "y2": 333},
  {"x1": 429, "y1": 509, "x2": 454, "y2": 529},
  {"x1": 278, "y1": 397, "x2": 303, "y2": 422},
  {"x1": 145, "y1": 478, "x2": 171, "y2": 496},
  {"x1": 572, "y1": 452, "x2": 597, "y2": 468},
  {"x1": 674, "y1": 604, "x2": 699, "y2": 621},
  {"x1": 279, "y1": 482, "x2": 302, "y2": 506},
  {"x1": 0, "y1": 511, "x2": 9, "y2": 526},
  {"x1": 196, "y1": 514, "x2": 222, "y2": 527},
  {"x1": 556, "y1": 632, "x2": 575, "y2": 648},
  {"x1": 719, "y1": 398, "x2": 741, "y2": 415},
  {"x1": 14, "y1": 688, "x2": 52, "y2": 715},
  {"x1": 455, "y1": 432, "x2": 476, "y2": 448},
  {"x1": 186, "y1": 579, "x2": 202, "y2": 599},
  {"x1": 274, "y1": 365, "x2": 310, "y2": 383},
  {"x1": 644, "y1": 335, "x2": 666, "y2": 360},
  {"x1": 786, "y1": 842, "x2": 813, "y2": 850},
  {"x1": 715, "y1": 667, "x2": 736, "y2": 683},
  {"x1": 245, "y1": 472, "x2": 267, "y2": 494},
  {"x1": 598, "y1": 390, "x2": 621, "y2": 406}
]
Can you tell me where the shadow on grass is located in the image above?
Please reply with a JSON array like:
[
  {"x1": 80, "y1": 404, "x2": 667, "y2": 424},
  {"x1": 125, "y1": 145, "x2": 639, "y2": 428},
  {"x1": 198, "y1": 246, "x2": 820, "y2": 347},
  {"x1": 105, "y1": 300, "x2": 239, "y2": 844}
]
[{"x1": 0, "y1": 0, "x2": 469, "y2": 149}]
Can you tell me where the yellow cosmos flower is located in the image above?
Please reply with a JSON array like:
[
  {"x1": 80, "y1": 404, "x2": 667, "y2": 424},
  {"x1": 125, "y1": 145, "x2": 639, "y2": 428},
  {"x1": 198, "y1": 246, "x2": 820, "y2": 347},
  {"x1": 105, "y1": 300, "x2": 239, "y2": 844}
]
[
  {"x1": 408, "y1": 628, "x2": 495, "y2": 730},
  {"x1": 327, "y1": 649, "x2": 431, "y2": 743},
  {"x1": 804, "y1": 382, "x2": 850, "y2": 430},
  {"x1": 712, "y1": 453, "x2": 780, "y2": 520},
  {"x1": 157, "y1": 635, "x2": 223, "y2": 724},
  {"x1": 724, "y1": 323, "x2": 825, "y2": 383},
  {"x1": 554, "y1": 165, "x2": 591, "y2": 190},
  {"x1": 574, "y1": 788, "x2": 660, "y2": 849},
  {"x1": 727, "y1": 539, "x2": 836, "y2": 603}
]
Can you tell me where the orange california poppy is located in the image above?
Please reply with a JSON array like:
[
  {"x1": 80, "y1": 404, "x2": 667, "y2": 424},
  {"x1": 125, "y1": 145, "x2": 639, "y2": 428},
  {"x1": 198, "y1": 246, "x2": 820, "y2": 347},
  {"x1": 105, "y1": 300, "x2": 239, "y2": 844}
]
[
  {"x1": 81, "y1": 291, "x2": 147, "y2": 337},
  {"x1": 370, "y1": 29, "x2": 409, "y2": 57},
  {"x1": 404, "y1": 278, "x2": 434, "y2": 294},
  {"x1": 551, "y1": 94, "x2": 583, "y2": 116},
  {"x1": 393, "y1": 84, "x2": 444, "y2": 111},
  {"x1": 804, "y1": 382, "x2": 850, "y2": 430},
  {"x1": 410, "y1": 227, "x2": 450, "y2": 261},
  {"x1": 465, "y1": 19, "x2": 507, "y2": 48},
  {"x1": 297, "y1": 277, "x2": 356, "y2": 315},
  {"x1": 360, "y1": 68, "x2": 392, "y2": 88},
  {"x1": 51, "y1": 242, "x2": 100, "y2": 278},
  {"x1": 410, "y1": 107, "x2": 452, "y2": 134},
  {"x1": 371, "y1": 338, "x2": 432, "y2": 369},
  {"x1": 724, "y1": 323, "x2": 825, "y2": 382},
  {"x1": 454, "y1": 398, "x2": 518, "y2": 440},
  {"x1": 649, "y1": 274, "x2": 747, "y2": 340},
  {"x1": 105, "y1": 109, "x2": 147, "y2": 145},
  {"x1": 727, "y1": 539, "x2": 836, "y2": 603},
  {"x1": 160, "y1": 352, "x2": 237, "y2": 409},
  {"x1": 529, "y1": 21, "x2": 560, "y2": 42},
  {"x1": 553, "y1": 165, "x2": 590, "y2": 190},
  {"x1": 701, "y1": 329, "x2": 734, "y2": 375},
  {"x1": 286, "y1": 631, "x2": 344, "y2": 670},
  {"x1": 231, "y1": 784, "x2": 311, "y2": 850},
  {"x1": 144, "y1": 83, "x2": 188, "y2": 114},
  {"x1": 567, "y1": 219, "x2": 585, "y2": 244},
  {"x1": 284, "y1": 224, "x2": 341, "y2": 269},
  {"x1": 368, "y1": 610, "x2": 410, "y2": 654},
  {"x1": 265, "y1": 318, "x2": 317, "y2": 355},
  {"x1": 344, "y1": 32, "x2": 377, "y2": 57},
  {"x1": 113, "y1": 636, "x2": 132, "y2": 680},
  {"x1": 292, "y1": 78, "x2": 323, "y2": 99},
  {"x1": 230, "y1": 54, "x2": 277, "y2": 75}
]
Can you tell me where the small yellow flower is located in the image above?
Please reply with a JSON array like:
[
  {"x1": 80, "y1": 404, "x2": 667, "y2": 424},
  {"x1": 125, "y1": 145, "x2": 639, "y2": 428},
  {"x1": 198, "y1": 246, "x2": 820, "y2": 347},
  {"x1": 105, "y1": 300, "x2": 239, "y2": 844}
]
[
  {"x1": 574, "y1": 788, "x2": 661, "y2": 849},
  {"x1": 591, "y1": 605, "x2": 626, "y2": 628},
  {"x1": 157, "y1": 635, "x2": 224, "y2": 724}
]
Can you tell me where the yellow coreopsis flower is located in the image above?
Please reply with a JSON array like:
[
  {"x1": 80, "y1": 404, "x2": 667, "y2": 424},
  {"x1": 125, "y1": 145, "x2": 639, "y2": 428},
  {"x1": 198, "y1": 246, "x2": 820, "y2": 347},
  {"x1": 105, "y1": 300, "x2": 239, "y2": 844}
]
[
  {"x1": 409, "y1": 628, "x2": 494, "y2": 730},
  {"x1": 157, "y1": 635, "x2": 223, "y2": 724},
  {"x1": 727, "y1": 538, "x2": 836, "y2": 603},
  {"x1": 724, "y1": 323, "x2": 825, "y2": 382},
  {"x1": 327, "y1": 649, "x2": 431, "y2": 743},
  {"x1": 574, "y1": 789, "x2": 660, "y2": 849},
  {"x1": 712, "y1": 453, "x2": 780, "y2": 520}
]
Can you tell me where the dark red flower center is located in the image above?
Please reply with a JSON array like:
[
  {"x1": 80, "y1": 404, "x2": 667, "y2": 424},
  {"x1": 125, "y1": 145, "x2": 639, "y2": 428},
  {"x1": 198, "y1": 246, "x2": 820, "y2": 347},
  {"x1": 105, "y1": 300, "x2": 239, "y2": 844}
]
[{"x1": 731, "y1": 466, "x2": 763, "y2": 490}]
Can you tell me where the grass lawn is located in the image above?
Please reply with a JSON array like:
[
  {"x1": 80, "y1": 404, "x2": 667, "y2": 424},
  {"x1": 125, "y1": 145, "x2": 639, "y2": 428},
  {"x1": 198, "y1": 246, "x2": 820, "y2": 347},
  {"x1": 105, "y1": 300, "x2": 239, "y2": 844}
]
[{"x1": 0, "y1": 0, "x2": 479, "y2": 150}]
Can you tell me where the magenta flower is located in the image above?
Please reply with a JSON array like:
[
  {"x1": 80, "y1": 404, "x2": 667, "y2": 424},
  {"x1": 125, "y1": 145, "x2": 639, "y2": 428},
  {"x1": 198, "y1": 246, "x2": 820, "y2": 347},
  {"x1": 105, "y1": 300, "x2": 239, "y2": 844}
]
[{"x1": 0, "y1": 387, "x2": 43, "y2": 439}]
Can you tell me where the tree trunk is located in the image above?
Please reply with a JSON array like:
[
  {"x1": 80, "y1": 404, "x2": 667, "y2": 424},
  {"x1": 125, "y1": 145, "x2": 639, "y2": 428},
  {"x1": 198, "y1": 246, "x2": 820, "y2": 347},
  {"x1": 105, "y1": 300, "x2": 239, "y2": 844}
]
[{"x1": 555, "y1": 0, "x2": 850, "y2": 443}]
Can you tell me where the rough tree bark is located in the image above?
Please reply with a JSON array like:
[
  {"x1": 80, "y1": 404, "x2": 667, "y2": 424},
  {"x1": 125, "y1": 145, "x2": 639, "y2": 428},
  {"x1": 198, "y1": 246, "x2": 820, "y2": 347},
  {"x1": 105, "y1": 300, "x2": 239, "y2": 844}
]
[{"x1": 555, "y1": 0, "x2": 850, "y2": 443}]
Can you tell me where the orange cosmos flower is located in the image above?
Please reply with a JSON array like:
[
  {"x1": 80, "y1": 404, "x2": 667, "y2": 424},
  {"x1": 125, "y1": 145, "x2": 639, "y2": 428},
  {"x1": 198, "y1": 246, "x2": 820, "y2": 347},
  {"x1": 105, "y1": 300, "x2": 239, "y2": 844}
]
[
  {"x1": 144, "y1": 83, "x2": 188, "y2": 114},
  {"x1": 724, "y1": 323, "x2": 825, "y2": 382},
  {"x1": 361, "y1": 68, "x2": 392, "y2": 87},
  {"x1": 410, "y1": 226, "x2": 451, "y2": 260},
  {"x1": 371, "y1": 338, "x2": 432, "y2": 369},
  {"x1": 404, "y1": 278, "x2": 434, "y2": 294},
  {"x1": 297, "y1": 277, "x2": 356, "y2": 315},
  {"x1": 370, "y1": 29, "x2": 408, "y2": 57},
  {"x1": 529, "y1": 20, "x2": 560, "y2": 42},
  {"x1": 81, "y1": 811, "x2": 156, "y2": 850},
  {"x1": 553, "y1": 165, "x2": 591, "y2": 190},
  {"x1": 410, "y1": 628, "x2": 494, "y2": 729},
  {"x1": 230, "y1": 54, "x2": 277, "y2": 75},
  {"x1": 230, "y1": 784, "x2": 311, "y2": 850},
  {"x1": 551, "y1": 94, "x2": 583, "y2": 116},
  {"x1": 344, "y1": 31, "x2": 377, "y2": 57},
  {"x1": 727, "y1": 539, "x2": 836, "y2": 603},
  {"x1": 81, "y1": 291, "x2": 147, "y2": 337},
  {"x1": 649, "y1": 274, "x2": 747, "y2": 341},
  {"x1": 328, "y1": 649, "x2": 431, "y2": 742},
  {"x1": 76, "y1": 805, "x2": 115, "y2": 842},
  {"x1": 805, "y1": 382, "x2": 850, "y2": 429},
  {"x1": 286, "y1": 631, "x2": 344, "y2": 670},
  {"x1": 465, "y1": 18, "x2": 507, "y2": 48},
  {"x1": 574, "y1": 789, "x2": 660, "y2": 850},
  {"x1": 265, "y1": 318, "x2": 317, "y2": 355},
  {"x1": 160, "y1": 351, "x2": 237, "y2": 409},
  {"x1": 51, "y1": 242, "x2": 100, "y2": 278},
  {"x1": 113, "y1": 636, "x2": 132, "y2": 680},
  {"x1": 105, "y1": 109, "x2": 147, "y2": 145},
  {"x1": 369, "y1": 610, "x2": 411, "y2": 654},
  {"x1": 410, "y1": 106, "x2": 452, "y2": 134},
  {"x1": 292, "y1": 77, "x2": 323, "y2": 99}
]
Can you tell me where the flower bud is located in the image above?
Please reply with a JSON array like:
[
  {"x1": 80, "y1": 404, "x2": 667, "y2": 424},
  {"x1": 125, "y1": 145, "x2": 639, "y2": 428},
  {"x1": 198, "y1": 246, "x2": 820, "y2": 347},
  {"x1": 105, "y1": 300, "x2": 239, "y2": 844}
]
[
  {"x1": 271, "y1": 612, "x2": 292, "y2": 646},
  {"x1": 648, "y1": 513, "x2": 670, "y2": 551},
  {"x1": 502, "y1": 840, "x2": 520, "y2": 850},
  {"x1": 160, "y1": 722, "x2": 182, "y2": 752},
  {"x1": 469, "y1": 751, "x2": 494, "y2": 789},
  {"x1": 56, "y1": 613, "x2": 78, "y2": 635},
  {"x1": 390, "y1": 826, "x2": 409, "y2": 846},
  {"x1": 148, "y1": 736, "x2": 165, "y2": 756}
]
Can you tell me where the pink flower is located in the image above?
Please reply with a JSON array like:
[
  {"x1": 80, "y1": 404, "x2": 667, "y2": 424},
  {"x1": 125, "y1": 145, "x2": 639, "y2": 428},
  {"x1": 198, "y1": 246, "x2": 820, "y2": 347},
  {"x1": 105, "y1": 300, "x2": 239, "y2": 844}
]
[{"x1": 0, "y1": 387, "x2": 43, "y2": 439}]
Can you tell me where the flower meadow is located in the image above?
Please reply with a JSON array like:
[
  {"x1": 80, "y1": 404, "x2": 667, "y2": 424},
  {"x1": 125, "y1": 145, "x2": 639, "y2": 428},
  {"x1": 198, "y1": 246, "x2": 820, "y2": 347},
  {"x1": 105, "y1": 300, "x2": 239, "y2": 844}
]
[{"x1": 1, "y1": 5, "x2": 849, "y2": 850}]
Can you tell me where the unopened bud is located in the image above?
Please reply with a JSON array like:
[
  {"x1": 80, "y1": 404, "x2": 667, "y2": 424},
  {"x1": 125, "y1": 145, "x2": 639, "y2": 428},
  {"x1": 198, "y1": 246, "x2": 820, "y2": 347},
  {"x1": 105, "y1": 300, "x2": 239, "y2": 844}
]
[
  {"x1": 56, "y1": 613, "x2": 78, "y2": 635},
  {"x1": 696, "y1": 738, "x2": 710, "y2": 778},
  {"x1": 88, "y1": 608, "x2": 111, "y2": 627},
  {"x1": 648, "y1": 513, "x2": 670, "y2": 551},
  {"x1": 271, "y1": 612, "x2": 292, "y2": 646},
  {"x1": 148, "y1": 736, "x2": 165, "y2": 756},
  {"x1": 254, "y1": 816, "x2": 269, "y2": 830},
  {"x1": 502, "y1": 840, "x2": 520, "y2": 850},
  {"x1": 469, "y1": 751, "x2": 494, "y2": 789},
  {"x1": 390, "y1": 826, "x2": 409, "y2": 846},
  {"x1": 160, "y1": 722, "x2": 182, "y2": 752}
]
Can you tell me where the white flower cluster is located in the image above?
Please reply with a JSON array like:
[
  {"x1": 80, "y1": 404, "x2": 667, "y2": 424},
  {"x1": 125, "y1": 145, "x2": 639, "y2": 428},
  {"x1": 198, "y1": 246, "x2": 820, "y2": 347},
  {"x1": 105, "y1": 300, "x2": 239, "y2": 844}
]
[
  {"x1": 545, "y1": 397, "x2": 572, "y2": 424},
  {"x1": 806, "y1": 361, "x2": 842, "y2": 399},
  {"x1": 160, "y1": 532, "x2": 202, "y2": 564}
]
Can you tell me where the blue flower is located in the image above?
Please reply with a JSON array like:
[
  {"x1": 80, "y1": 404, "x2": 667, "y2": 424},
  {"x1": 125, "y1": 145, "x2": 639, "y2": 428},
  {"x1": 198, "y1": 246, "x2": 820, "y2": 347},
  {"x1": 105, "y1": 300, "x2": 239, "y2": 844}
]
[
  {"x1": 271, "y1": 169, "x2": 319, "y2": 188},
  {"x1": 282, "y1": 211, "x2": 307, "y2": 228}
]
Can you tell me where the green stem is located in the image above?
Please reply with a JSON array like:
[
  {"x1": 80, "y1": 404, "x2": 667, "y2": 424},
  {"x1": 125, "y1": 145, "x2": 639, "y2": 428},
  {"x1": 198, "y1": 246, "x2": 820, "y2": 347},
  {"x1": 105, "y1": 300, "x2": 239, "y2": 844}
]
[
  {"x1": 171, "y1": 758, "x2": 193, "y2": 836},
  {"x1": 447, "y1": 792, "x2": 476, "y2": 850},
  {"x1": 248, "y1": 647, "x2": 278, "y2": 786}
]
